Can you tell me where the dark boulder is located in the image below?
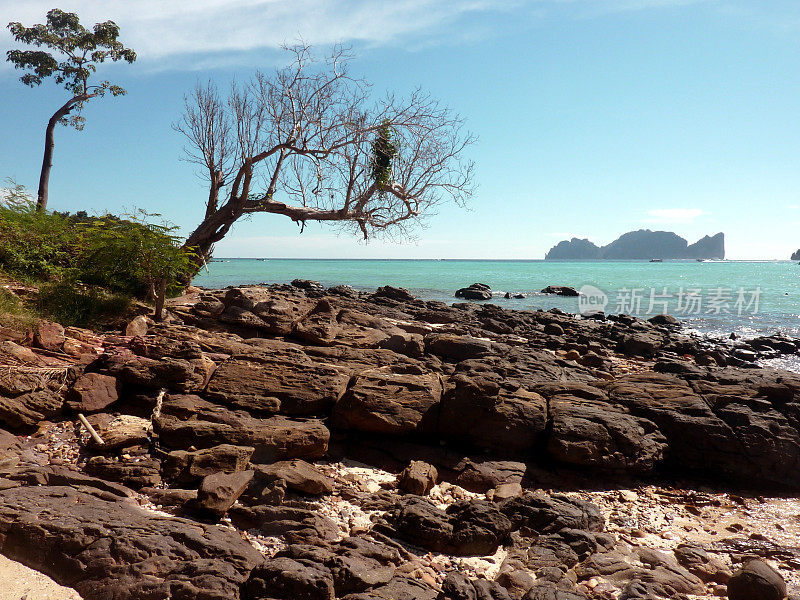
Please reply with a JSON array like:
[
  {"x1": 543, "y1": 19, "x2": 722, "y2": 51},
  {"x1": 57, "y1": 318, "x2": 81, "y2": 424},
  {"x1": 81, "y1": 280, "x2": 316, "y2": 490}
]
[
  {"x1": 727, "y1": 559, "x2": 786, "y2": 600},
  {"x1": 0, "y1": 485, "x2": 262, "y2": 600},
  {"x1": 195, "y1": 469, "x2": 254, "y2": 517},
  {"x1": 541, "y1": 286, "x2": 579, "y2": 297},
  {"x1": 397, "y1": 460, "x2": 438, "y2": 495},
  {"x1": 455, "y1": 283, "x2": 493, "y2": 301}
]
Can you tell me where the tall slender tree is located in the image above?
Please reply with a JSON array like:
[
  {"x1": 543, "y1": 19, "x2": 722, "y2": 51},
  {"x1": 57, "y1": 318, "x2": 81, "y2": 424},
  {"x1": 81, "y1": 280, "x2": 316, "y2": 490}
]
[{"x1": 7, "y1": 9, "x2": 136, "y2": 211}]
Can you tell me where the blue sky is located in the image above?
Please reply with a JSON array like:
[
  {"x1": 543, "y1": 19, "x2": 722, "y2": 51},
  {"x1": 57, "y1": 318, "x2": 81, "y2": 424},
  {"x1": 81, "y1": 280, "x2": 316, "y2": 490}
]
[{"x1": 2, "y1": 0, "x2": 800, "y2": 259}]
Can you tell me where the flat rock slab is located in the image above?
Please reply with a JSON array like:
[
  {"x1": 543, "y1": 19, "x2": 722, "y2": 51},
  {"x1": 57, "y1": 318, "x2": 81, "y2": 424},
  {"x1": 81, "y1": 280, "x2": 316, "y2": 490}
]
[{"x1": 0, "y1": 485, "x2": 262, "y2": 600}]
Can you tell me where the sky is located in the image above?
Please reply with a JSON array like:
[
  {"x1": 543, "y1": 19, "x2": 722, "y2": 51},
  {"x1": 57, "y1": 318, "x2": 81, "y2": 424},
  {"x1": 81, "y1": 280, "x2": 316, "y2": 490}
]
[{"x1": 2, "y1": 0, "x2": 800, "y2": 259}]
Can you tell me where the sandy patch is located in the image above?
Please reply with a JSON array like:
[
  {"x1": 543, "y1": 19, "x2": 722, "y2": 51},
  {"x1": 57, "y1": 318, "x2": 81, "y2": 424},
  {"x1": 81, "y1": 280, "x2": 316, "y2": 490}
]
[{"x1": 0, "y1": 554, "x2": 82, "y2": 599}]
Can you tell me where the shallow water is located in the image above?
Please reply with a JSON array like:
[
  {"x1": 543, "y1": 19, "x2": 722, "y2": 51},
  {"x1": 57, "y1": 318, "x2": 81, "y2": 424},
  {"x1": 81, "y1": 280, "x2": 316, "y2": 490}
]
[{"x1": 193, "y1": 258, "x2": 800, "y2": 340}]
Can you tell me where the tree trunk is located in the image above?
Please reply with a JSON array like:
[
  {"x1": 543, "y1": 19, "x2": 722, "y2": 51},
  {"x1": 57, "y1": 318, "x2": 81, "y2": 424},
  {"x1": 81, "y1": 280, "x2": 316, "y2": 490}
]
[
  {"x1": 36, "y1": 115, "x2": 59, "y2": 212},
  {"x1": 154, "y1": 278, "x2": 167, "y2": 322},
  {"x1": 36, "y1": 95, "x2": 90, "y2": 212}
]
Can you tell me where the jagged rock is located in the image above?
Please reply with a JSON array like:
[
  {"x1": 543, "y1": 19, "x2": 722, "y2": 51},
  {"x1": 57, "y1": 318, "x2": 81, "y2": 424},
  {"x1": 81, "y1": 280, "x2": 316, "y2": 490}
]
[
  {"x1": 606, "y1": 372, "x2": 800, "y2": 487},
  {"x1": 382, "y1": 496, "x2": 511, "y2": 556},
  {"x1": 100, "y1": 352, "x2": 215, "y2": 392},
  {"x1": 155, "y1": 394, "x2": 329, "y2": 462},
  {"x1": 425, "y1": 333, "x2": 494, "y2": 361},
  {"x1": 370, "y1": 286, "x2": 417, "y2": 303},
  {"x1": 500, "y1": 492, "x2": 605, "y2": 534},
  {"x1": 0, "y1": 427, "x2": 20, "y2": 473},
  {"x1": 162, "y1": 443, "x2": 254, "y2": 482},
  {"x1": 206, "y1": 350, "x2": 349, "y2": 415},
  {"x1": 0, "y1": 389, "x2": 63, "y2": 430},
  {"x1": 195, "y1": 469, "x2": 254, "y2": 517},
  {"x1": 0, "y1": 485, "x2": 262, "y2": 600},
  {"x1": 455, "y1": 283, "x2": 493, "y2": 301},
  {"x1": 85, "y1": 414, "x2": 150, "y2": 450},
  {"x1": 229, "y1": 504, "x2": 340, "y2": 542},
  {"x1": 727, "y1": 560, "x2": 786, "y2": 600},
  {"x1": 140, "y1": 486, "x2": 198, "y2": 506},
  {"x1": 332, "y1": 369, "x2": 442, "y2": 434},
  {"x1": 541, "y1": 286, "x2": 579, "y2": 297},
  {"x1": 124, "y1": 315, "x2": 149, "y2": 337},
  {"x1": 254, "y1": 459, "x2": 334, "y2": 495},
  {"x1": 648, "y1": 314, "x2": 679, "y2": 326},
  {"x1": 84, "y1": 455, "x2": 161, "y2": 488},
  {"x1": 439, "y1": 571, "x2": 513, "y2": 599},
  {"x1": 33, "y1": 320, "x2": 65, "y2": 351},
  {"x1": 397, "y1": 460, "x2": 438, "y2": 495},
  {"x1": 291, "y1": 278, "x2": 324, "y2": 291},
  {"x1": 66, "y1": 372, "x2": 119, "y2": 413},
  {"x1": 546, "y1": 397, "x2": 667, "y2": 472},
  {"x1": 674, "y1": 543, "x2": 732, "y2": 583},
  {"x1": 439, "y1": 374, "x2": 547, "y2": 453},
  {"x1": 243, "y1": 556, "x2": 334, "y2": 600}
]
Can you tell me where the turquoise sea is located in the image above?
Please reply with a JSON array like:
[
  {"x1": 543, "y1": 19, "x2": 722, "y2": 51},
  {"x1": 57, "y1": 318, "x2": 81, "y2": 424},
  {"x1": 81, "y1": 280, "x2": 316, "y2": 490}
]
[{"x1": 193, "y1": 259, "x2": 800, "y2": 341}]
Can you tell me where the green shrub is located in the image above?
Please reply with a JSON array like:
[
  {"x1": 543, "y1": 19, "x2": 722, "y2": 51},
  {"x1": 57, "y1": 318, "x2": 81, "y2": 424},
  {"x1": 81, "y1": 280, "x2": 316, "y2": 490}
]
[
  {"x1": 0, "y1": 184, "x2": 73, "y2": 280},
  {"x1": 76, "y1": 211, "x2": 195, "y2": 299},
  {"x1": 0, "y1": 182, "x2": 193, "y2": 307}
]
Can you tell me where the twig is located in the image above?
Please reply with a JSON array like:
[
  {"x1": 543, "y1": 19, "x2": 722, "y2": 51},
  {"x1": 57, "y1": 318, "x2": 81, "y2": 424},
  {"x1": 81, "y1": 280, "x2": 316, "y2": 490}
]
[{"x1": 78, "y1": 413, "x2": 104, "y2": 446}]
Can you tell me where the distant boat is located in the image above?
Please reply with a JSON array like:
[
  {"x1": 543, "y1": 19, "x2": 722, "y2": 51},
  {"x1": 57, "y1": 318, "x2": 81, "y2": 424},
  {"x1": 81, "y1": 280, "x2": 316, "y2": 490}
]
[
  {"x1": 649, "y1": 259, "x2": 663, "y2": 263},
  {"x1": 696, "y1": 259, "x2": 705, "y2": 262}
]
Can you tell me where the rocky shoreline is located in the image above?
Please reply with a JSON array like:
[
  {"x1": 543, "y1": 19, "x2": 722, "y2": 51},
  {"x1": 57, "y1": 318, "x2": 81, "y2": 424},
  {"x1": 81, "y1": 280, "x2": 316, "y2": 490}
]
[{"x1": 0, "y1": 281, "x2": 799, "y2": 600}]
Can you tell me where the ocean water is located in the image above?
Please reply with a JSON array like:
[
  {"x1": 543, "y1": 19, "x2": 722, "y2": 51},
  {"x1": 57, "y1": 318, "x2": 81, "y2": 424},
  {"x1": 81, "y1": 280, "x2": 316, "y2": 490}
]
[{"x1": 192, "y1": 258, "x2": 800, "y2": 340}]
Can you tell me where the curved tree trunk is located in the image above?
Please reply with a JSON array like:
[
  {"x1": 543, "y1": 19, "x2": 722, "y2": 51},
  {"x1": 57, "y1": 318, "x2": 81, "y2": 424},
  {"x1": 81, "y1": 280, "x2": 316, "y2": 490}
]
[
  {"x1": 36, "y1": 114, "x2": 59, "y2": 212},
  {"x1": 36, "y1": 95, "x2": 90, "y2": 212}
]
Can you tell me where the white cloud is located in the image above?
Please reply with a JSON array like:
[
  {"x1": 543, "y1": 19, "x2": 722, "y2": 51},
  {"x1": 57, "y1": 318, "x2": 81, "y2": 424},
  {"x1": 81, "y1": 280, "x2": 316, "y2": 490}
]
[
  {"x1": 0, "y1": 0, "x2": 710, "y2": 70},
  {"x1": 645, "y1": 208, "x2": 707, "y2": 224},
  {"x1": 0, "y1": 0, "x2": 521, "y2": 68}
]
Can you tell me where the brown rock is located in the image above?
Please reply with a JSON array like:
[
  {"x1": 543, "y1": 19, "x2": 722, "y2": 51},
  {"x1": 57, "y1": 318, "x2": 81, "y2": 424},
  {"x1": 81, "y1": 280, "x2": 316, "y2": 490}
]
[
  {"x1": 155, "y1": 396, "x2": 329, "y2": 463},
  {"x1": 254, "y1": 459, "x2": 334, "y2": 496},
  {"x1": 439, "y1": 375, "x2": 547, "y2": 453},
  {"x1": 33, "y1": 320, "x2": 65, "y2": 351},
  {"x1": 196, "y1": 469, "x2": 254, "y2": 517},
  {"x1": 333, "y1": 369, "x2": 442, "y2": 434},
  {"x1": 124, "y1": 315, "x2": 149, "y2": 337},
  {"x1": 163, "y1": 443, "x2": 255, "y2": 482},
  {"x1": 0, "y1": 390, "x2": 63, "y2": 430},
  {"x1": 493, "y1": 482, "x2": 523, "y2": 501},
  {"x1": 206, "y1": 351, "x2": 349, "y2": 415},
  {"x1": 0, "y1": 485, "x2": 261, "y2": 600},
  {"x1": 86, "y1": 414, "x2": 150, "y2": 450},
  {"x1": 66, "y1": 373, "x2": 119, "y2": 413},
  {"x1": 397, "y1": 460, "x2": 438, "y2": 495}
]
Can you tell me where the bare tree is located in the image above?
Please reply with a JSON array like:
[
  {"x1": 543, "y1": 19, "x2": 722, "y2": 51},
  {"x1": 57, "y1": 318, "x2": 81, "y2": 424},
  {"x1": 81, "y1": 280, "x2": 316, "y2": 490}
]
[{"x1": 175, "y1": 45, "x2": 475, "y2": 270}]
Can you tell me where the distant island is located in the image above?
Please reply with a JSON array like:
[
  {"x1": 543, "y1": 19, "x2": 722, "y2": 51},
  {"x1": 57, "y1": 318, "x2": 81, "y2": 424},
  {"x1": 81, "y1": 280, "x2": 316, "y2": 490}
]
[
  {"x1": 792, "y1": 249, "x2": 800, "y2": 261},
  {"x1": 545, "y1": 229, "x2": 725, "y2": 260}
]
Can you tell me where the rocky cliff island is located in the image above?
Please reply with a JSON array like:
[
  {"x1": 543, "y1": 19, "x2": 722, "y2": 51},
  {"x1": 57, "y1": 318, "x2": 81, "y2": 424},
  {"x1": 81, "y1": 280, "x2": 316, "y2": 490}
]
[
  {"x1": 0, "y1": 281, "x2": 797, "y2": 600},
  {"x1": 546, "y1": 230, "x2": 725, "y2": 260}
]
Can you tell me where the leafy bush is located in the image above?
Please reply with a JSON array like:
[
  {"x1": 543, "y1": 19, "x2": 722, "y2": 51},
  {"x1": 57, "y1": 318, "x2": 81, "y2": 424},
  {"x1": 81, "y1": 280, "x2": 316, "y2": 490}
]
[
  {"x1": 75, "y1": 211, "x2": 195, "y2": 299},
  {"x1": 0, "y1": 181, "x2": 194, "y2": 326},
  {"x1": 0, "y1": 183, "x2": 73, "y2": 280},
  {"x1": 0, "y1": 182, "x2": 192, "y2": 297}
]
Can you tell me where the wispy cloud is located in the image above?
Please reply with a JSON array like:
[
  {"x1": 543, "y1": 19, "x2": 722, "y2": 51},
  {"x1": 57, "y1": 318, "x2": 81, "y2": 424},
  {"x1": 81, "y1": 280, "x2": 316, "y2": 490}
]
[
  {"x1": 646, "y1": 207, "x2": 707, "y2": 223},
  {"x1": 0, "y1": 0, "x2": 712, "y2": 71},
  {"x1": 0, "y1": 0, "x2": 522, "y2": 69}
]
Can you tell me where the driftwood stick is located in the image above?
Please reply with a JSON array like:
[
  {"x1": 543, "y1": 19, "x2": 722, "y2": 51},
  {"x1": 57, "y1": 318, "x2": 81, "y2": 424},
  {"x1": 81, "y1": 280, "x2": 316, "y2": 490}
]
[{"x1": 78, "y1": 413, "x2": 104, "y2": 446}]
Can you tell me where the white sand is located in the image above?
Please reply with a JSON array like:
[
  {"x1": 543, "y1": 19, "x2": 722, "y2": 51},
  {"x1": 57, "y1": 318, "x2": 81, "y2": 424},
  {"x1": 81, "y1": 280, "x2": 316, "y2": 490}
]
[{"x1": 0, "y1": 554, "x2": 82, "y2": 600}]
